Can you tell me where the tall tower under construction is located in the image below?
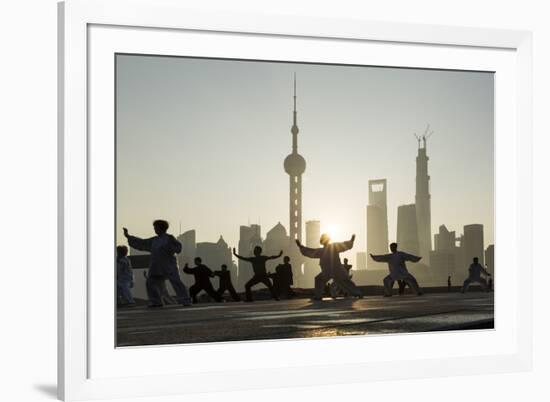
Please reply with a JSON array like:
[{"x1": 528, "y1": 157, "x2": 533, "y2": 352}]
[
  {"x1": 284, "y1": 74, "x2": 306, "y2": 241},
  {"x1": 415, "y1": 128, "x2": 433, "y2": 264}
]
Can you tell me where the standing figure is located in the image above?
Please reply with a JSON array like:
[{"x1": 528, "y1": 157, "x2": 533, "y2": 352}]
[
  {"x1": 183, "y1": 257, "x2": 222, "y2": 303},
  {"x1": 214, "y1": 264, "x2": 241, "y2": 302},
  {"x1": 116, "y1": 245, "x2": 135, "y2": 305},
  {"x1": 447, "y1": 275, "x2": 452, "y2": 292},
  {"x1": 370, "y1": 242, "x2": 423, "y2": 297},
  {"x1": 233, "y1": 246, "x2": 281, "y2": 302},
  {"x1": 123, "y1": 220, "x2": 192, "y2": 307},
  {"x1": 296, "y1": 234, "x2": 363, "y2": 301},
  {"x1": 461, "y1": 257, "x2": 491, "y2": 293},
  {"x1": 275, "y1": 256, "x2": 294, "y2": 299}
]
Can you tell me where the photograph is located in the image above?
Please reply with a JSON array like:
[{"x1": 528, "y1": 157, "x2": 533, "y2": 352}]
[{"x1": 114, "y1": 54, "x2": 495, "y2": 347}]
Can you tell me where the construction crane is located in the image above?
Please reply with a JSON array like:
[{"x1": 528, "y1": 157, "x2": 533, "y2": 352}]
[{"x1": 413, "y1": 124, "x2": 434, "y2": 148}]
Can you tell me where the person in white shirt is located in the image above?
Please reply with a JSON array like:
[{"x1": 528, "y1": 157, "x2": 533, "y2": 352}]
[
  {"x1": 461, "y1": 257, "x2": 491, "y2": 293},
  {"x1": 123, "y1": 220, "x2": 192, "y2": 307},
  {"x1": 369, "y1": 242, "x2": 423, "y2": 297}
]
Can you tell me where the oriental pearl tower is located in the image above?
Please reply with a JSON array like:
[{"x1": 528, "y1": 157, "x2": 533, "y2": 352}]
[{"x1": 284, "y1": 74, "x2": 306, "y2": 242}]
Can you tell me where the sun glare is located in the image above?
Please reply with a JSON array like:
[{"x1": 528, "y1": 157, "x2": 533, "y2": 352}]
[{"x1": 322, "y1": 224, "x2": 339, "y2": 241}]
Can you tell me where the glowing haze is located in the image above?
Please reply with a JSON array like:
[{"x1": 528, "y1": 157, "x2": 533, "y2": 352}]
[{"x1": 116, "y1": 55, "x2": 494, "y2": 264}]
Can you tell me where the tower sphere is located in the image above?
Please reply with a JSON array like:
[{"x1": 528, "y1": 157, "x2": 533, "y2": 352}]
[{"x1": 284, "y1": 153, "x2": 306, "y2": 175}]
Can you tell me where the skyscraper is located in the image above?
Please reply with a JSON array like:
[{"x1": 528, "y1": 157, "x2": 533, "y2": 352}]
[
  {"x1": 303, "y1": 220, "x2": 321, "y2": 288},
  {"x1": 463, "y1": 224, "x2": 484, "y2": 266},
  {"x1": 415, "y1": 130, "x2": 432, "y2": 264},
  {"x1": 430, "y1": 224, "x2": 461, "y2": 278},
  {"x1": 283, "y1": 75, "x2": 306, "y2": 242},
  {"x1": 485, "y1": 244, "x2": 494, "y2": 274},
  {"x1": 366, "y1": 179, "x2": 389, "y2": 268},
  {"x1": 396, "y1": 204, "x2": 420, "y2": 256},
  {"x1": 305, "y1": 220, "x2": 321, "y2": 248}
]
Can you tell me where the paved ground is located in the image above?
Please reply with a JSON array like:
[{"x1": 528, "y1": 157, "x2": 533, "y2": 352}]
[{"x1": 116, "y1": 292, "x2": 494, "y2": 347}]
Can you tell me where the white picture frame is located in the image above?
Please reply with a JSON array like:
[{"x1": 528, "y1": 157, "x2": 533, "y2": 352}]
[{"x1": 58, "y1": 0, "x2": 533, "y2": 400}]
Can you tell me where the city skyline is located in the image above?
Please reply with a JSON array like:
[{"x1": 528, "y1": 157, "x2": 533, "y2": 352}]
[{"x1": 116, "y1": 54, "x2": 494, "y2": 267}]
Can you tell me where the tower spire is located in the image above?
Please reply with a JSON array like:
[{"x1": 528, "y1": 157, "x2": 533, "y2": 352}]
[
  {"x1": 293, "y1": 72, "x2": 297, "y2": 120},
  {"x1": 284, "y1": 74, "x2": 306, "y2": 242},
  {"x1": 415, "y1": 125, "x2": 433, "y2": 265},
  {"x1": 291, "y1": 73, "x2": 299, "y2": 153}
]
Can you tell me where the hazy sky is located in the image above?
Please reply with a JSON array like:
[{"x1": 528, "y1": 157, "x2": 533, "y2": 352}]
[{"x1": 116, "y1": 54, "x2": 494, "y2": 264}]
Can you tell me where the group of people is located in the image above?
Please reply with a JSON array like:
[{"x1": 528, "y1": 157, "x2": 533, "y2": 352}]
[
  {"x1": 116, "y1": 219, "x2": 492, "y2": 308},
  {"x1": 116, "y1": 220, "x2": 298, "y2": 307}
]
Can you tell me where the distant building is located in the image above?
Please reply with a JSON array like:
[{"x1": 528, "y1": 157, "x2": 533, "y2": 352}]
[
  {"x1": 305, "y1": 220, "x2": 320, "y2": 247},
  {"x1": 196, "y1": 236, "x2": 232, "y2": 270},
  {"x1": 429, "y1": 251, "x2": 455, "y2": 278},
  {"x1": 430, "y1": 225, "x2": 461, "y2": 278},
  {"x1": 303, "y1": 220, "x2": 321, "y2": 288},
  {"x1": 434, "y1": 224, "x2": 456, "y2": 251},
  {"x1": 485, "y1": 244, "x2": 494, "y2": 274},
  {"x1": 177, "y1": 229, "x2": 196, "y2": 268},
  {"x1": 356, "y1": 252, "x2": 367, "y2": 271},
  {"x1": 366, "y1": 179, "x2": 389, "y2": 268},
  {"x1": 396, "y1": 204, "x2": 420, "y2": 256},
  {"x1": 463, "y1": 224, "x2": 484, "y2": 266},
  {"x1": 263, "y1": 222, "x2": 290, "y2": 272},
  {"x1": 415, "y1": 131, "x2": 432, "y2": 265}
]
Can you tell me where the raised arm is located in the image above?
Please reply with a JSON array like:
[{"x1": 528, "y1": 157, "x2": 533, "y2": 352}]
[
  {"x1": 232, "y1": 247, "x2": 252, "y2": 262},
  {"x1": 267, "y1": 250, "x2": 284, "y2": 260},
  {"x1": 124, "y1": 228, "x2": 153, "y2": 252},
  {"x1": 295, "y1": 240, "x2": 322, "y2": 258},
  {"x1": 369, "y1": 253, "x2": 391, "y2": 263},
  {"x1": 182, "y1": 263, "x2": 195, "y2": 275},
  {"x1": 333, "y1": 234, "x2": 356, "y2": 253},
  {"x1": 402, "y1": 252, "x2": 422, "y2": 263}
]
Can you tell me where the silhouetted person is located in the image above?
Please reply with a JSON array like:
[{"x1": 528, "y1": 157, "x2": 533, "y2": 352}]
[
  {"x1": 143, "y1": 270, "x2": 175, "y2": 304},
  {"x1": 297, "y1": 234, "x2": 363, "y2": 300},
  {"x1": 116, "y1": 245, "x2": 135, "y2": 305},
  {"x1": 275, "y1": 256, "x2": 294, "y2": 299},
  {"x1": 370, "y1": 242, "x2": 423, "y2": 297},
  {"x1": 448, "y1": 275, "x2": 452, "y2": 292},
  {"x1": 183, "y1": 257, "x2": 222, "y2": 303},
  {"x1": 488, "y1": 274, "x2": 493, "y2": 292},
  {"x1": 233, "y1": 246, "x2": 281, "y2": 302},
  {"x1": 214, "y1": 264, "x2": 240, "y2": 302},
  {"x1": 124, "y1": 220, "x2": 192, "y2": 307},
  {"x1": 461, "y1": 257, "x2": 490, "y2": 293}
]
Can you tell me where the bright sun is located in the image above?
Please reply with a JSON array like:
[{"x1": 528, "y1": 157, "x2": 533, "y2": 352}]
[{"x1": 322, "y1": 224, "x2": 339, "y2": 241}]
